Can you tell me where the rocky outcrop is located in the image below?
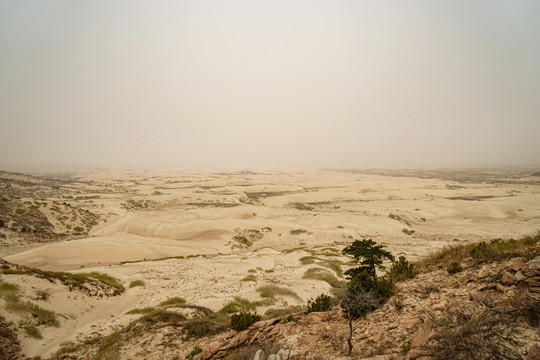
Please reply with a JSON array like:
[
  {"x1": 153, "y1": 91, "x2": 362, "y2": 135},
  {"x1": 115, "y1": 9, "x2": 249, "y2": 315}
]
[
  {"x1": 516, "y1": 256, "x2": 540, "y2": 302},
  {"x1": 192, "y1": 319, "x2": 290, "y2": 360},
  {"x1": 0, "y1": 315, "x2": 30, "y2": 360}
]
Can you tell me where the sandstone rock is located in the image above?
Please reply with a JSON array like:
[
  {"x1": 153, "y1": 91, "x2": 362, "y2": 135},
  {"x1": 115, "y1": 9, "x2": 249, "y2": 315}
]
[
  {"x1": 404, "y1": 318, "x2": 420, "y2": 329},
  {"x1": 406, "y1": 348, "x2": 432, "y2": 360},
  {"x1": 432, "y1": 301, "x2": 447, "y2": 311},
  {"x1": 477, "y1": 266, "x2": 489, "y2": 279},
  {"x1": 500, "y1": 271, "x2": 516, "y2": 285},
  {"x1": 297, "y1": 312, "x2": 325, "y2": 326},
  {"x1": 253, "y1": 349, "x2": 266, "y2": 360},
  {"x1": 250, "y1": 318, "x2": 280, "y2": 330},
  {"x1": 200, "y1": 341, "x2": 221, "y2": 360},
  {"x1": 469, "y1": 290, "x2": 487, "y2": 302},
  {"x1": 509, "y1": 257, "x2": 527, "y2": 272},
  {"x1": 410, "y1": 319, "x2": 435, "y2": 349},
  {"x1": 277, "y1": 349, "x2": 291, "y2": 359}
]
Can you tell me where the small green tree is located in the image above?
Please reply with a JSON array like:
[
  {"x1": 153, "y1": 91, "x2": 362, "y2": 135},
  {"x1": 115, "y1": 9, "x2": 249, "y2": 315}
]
[
  {"x1": 389, "y1": 256, "x2": 415, "y2": 281},
  {"x1": 306, "y1": 294, "x2": 334, "y2": 314},
  {"x1": 230, "y1": 311, "x2": 261, "y2": 331},
  {"x1": 342, "y1": 239, "x2": 395, "y2": 278}
]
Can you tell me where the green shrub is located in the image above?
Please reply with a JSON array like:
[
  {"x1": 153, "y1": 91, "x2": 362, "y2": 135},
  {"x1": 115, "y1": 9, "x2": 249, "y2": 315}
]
[
  {"x1": 402, "y1": 228, "x2": 415, "y2": 236},
  {"x1": 282, "y1": 314, "x2": 296, "y2": 323},
  {"x1": 74, "y1": 272, "x2": 125, "y2": 293},
  {"x1": 306, "y1": 294, "x2": 333, "y2": 314},
  {"x1": 241, "y1": 274, "x2": 257, "y2": 282},
  {"x1": 256, "y1": 285, "x2": 301, "y2": 301},
  {"x1": 129, "y1": 280, "x2": 145, "y2": 288},
  {"x1": 389, "y1": 256, "x2": 415, "y2": 281},
  {"x1": 0, "y1": 280, "x2": 20, "y2": 295},
  {"x1": 186, "y1": 346, "x2": 202, "y2": 359},
  {"x1": 6, "y1": 301, "x2": 59, "y2": 327},
  {"x1": 126, "y1": 307, "x2": 155, "y2": 315},
  {"x1": 231, "y1": 311, "x2": 261, "y2": 331},
  {"x1": 23, "y1": 324, "x2": 43, "y2": 339},
  {"x1": 446, "y1": 262, "x2": 462, "y2": 275}
]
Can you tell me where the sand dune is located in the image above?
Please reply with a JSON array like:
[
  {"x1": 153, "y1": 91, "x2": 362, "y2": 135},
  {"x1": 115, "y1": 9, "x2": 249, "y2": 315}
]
[{"x1": 1, "y1": 168, "x2": 539, "y2": 358}]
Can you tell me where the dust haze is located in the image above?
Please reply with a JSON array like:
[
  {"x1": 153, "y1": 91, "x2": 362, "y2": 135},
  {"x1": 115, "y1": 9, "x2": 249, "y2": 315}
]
[{"x1": 1, "y1": 1, "x2": 539, "y2": 171}]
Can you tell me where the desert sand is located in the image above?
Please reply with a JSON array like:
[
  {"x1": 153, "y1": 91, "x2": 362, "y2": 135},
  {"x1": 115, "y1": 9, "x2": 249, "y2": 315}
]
[{"x1": 1, "y1": 168, "x2": 539, "y2": 358}]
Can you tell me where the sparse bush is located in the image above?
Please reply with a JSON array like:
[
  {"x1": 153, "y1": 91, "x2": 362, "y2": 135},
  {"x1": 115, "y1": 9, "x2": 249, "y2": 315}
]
[
  {"x1": 183, "y1": 318, "x2": 226, "y2": 338},
  {"x1": 302, "y1": 267, "x2": 341, "y2": 288},
  {"x1": 299, "y1": 255, "x2": 318, "y2": 265},
  {"x1": 290, "y1": 229, "x2": 308, "y2": 235},
  {"x1": 446, "y1": 262, "x2": 462, "y2": 275},
  {"x1": 392, "y1": 296, "x2": 404, "y2": 311},
  {"x1": 129, "y1": 280, "x2": 145, "y2": 288},
  {"x1": 73, "y1": 272, "x2": 125, "y2": 293},
  {"x1": 429, "y1": 308, "x2": 526, "y2": 360},
  {"x1": 402, "y1": 228, "x2": 415, "y2": 236},
  {"x1": 401, "y1": 343, "x2": 411, "y2": 355},
  {"x1": 282, "y1": 314, "x2": 296, "y2": 323},
  {"x1": 23, "y1": 324, "x2": 43, "y2": 339},
  {"x1": 0, "y1": 219, "x2": 4, "y2": 227},
  {"x1": 159, "y1": 297, "x2": 186, "y2": 307},
  {"x1": 220, "y1": 297, "x2": 259, "y2": 313},
  {"x1": 126, "y1": 307, "x2": 155, "y2": 315},
  {"x1": 256, "y1": 285, "x2": 301, "y2": 301},
  {"x1": 0, "y1": 280, "x2": 20, "y2": 295},
  {"x1": 289, "y1": 202, "x2": 314, "y2": 211},
  {"x1": 6, "y1": 300, "x2": 59, "y2": 327},
  {"x1": 241, "y1": 274, "x2": 257, "y2": 282},
  {"x1": 306, "y1": 294, "x2": 334, "y2": 314},
  {"x1": 35, "y1": 289, "x2": 50, "y2": 301},
  {"x1": 231, "y1": 311, "x2": 261, "y2": 331}
]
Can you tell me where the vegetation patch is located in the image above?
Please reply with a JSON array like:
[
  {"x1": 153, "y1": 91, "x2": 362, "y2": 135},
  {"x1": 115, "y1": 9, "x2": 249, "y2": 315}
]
[
  {"x1": 241, "y1": 274, "x2": 257, "y2": 282},
  {"x1": 126, "y1": 307, "x2": 156, "y2": 315},
  {"x1": 129, "y1": 280, "x2": 145, "y2": 288},
  {"x1": 306, "y1": 294, "x2": 334, "y2": 314},
  {"x1": 231, "y1": 311, "x2": 261, "y2": 331},
  {"x1": 417, "y1": 232, "x2": 540, "y2": 272},
  {"x1": 256, "y1": 285, "x2": 301, "y2": 301},
  {"x1": 23, "y1": 324, "x2": 43, "y2": 339},
  {"x1": 159, "y1": 297, "x2": 186, "y2": 307},
  {"x1": 290, "y1": 229, "x2": 308, "y2": 235},
  {"x1": 5, "y1": 300, "x2": 59, "y2": 327},
  {"x1": 388, "y1": 213, "x2": 411, "y2": 227},
  {"x1": 289, "y1": 202, "x2": 314, "y2": 211},
  {"x1": 302, "y1": 267, "x2": 341, "y2": 288}
]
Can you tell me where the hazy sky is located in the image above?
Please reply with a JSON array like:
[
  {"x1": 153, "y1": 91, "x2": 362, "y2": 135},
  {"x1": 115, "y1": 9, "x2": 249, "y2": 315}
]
[{"x1": 1, "y1": 1, "x2": 539, "y2": 171}]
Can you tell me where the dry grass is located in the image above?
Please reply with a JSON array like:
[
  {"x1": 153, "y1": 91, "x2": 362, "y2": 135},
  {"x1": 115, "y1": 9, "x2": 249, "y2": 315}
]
[
  {"x1": 428, "y1": 308, "x2": 526, "y2": 360},
  {"x1": 256, "y1": 285, "x2": 301, "y2": 301},
  {"x1": 417, "y1": 232, "x2": 540, "y2": 272}
]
